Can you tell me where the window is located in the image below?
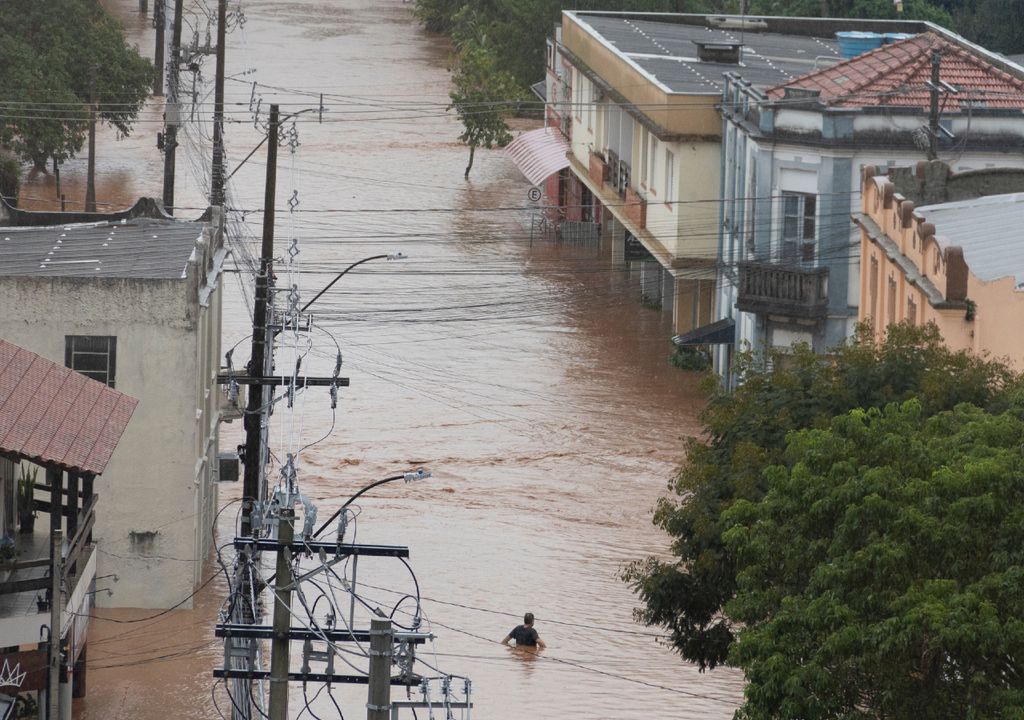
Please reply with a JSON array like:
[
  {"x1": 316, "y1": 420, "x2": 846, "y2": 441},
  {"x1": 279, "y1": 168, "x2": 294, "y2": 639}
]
[
  {"x1": 640, "y1": 130, "x2": 648, "y2": 186},
  {"x1": 781, "y1": 191, "x2": 816, "y2": 263},
  {"x1": 887, "y1": 278, "x2": 897, "y2": 325},
  {"x1": 907, "y1": 296, "x2": 917, "y2": 326},
  {"x1": 574, "y1": 70, "x2": 582, "y2": 121},
  {"x1": 869, "y1": 256, "x2": 879, "y2": 330},
  {"x1": 586, "y1": 82, "x2": 593, "y2": 131},
  {"x1": 664, "y1": 149, "x2": 675, "y2": 204},
  {"x1": 648, "y1": 137, "x2": 658, "y2": 191},
  {"x1": 65, "y1": 336, "x2": 117, "y2": 387}
]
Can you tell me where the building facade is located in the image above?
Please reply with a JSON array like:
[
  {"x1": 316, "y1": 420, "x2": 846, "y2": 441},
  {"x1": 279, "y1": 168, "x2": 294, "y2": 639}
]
[
  {"x1": 0, "y1": 204, "x2": 226, "y2": 608},
  {"x1": 715, "y1": 32, "x2": 1024, "y2": 377},
  {"x1": 857, "y1": 165, "x2": 1024, "y2": 369}
]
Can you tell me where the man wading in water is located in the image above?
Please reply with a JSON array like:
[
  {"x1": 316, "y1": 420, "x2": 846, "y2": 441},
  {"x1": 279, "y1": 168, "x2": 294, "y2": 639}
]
[{"x1": 501, "y1": 612, "x2": 547, "y2": 650}]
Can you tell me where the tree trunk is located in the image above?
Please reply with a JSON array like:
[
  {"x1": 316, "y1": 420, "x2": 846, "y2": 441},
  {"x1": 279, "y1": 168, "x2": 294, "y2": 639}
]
[
  {"x1": 85, "y1": 104, "x2": 97, "y2": 213},
  {"x1": 464, "y1": 144, "x2": 475, "y2": 179}
]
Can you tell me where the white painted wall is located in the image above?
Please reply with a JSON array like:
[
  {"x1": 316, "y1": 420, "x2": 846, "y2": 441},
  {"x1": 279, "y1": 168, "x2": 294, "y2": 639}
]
[{"x1": 0, "y1": 229, "x2": 224, "y2": 609}]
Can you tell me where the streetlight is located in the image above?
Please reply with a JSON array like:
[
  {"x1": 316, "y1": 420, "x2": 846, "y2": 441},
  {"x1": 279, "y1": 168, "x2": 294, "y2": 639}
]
[
  {"x1": 312, "y1": 468, "x2": 430, "y2": 539},
  {"x1": 300, "y1": 252, "x2": 406, "y2": 314}
]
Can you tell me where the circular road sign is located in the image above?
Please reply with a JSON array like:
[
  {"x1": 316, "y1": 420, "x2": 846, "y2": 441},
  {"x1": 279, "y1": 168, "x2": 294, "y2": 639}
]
[{"x1": 527, "y1": 186, "x2": 542, "y2": 203}]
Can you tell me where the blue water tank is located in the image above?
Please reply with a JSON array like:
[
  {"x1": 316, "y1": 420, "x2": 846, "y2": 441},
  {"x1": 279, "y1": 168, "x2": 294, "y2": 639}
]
[
  {"x1": 882, "y1": 32, "x2": 915, "y2": 44},
  {"x1": 835, "y1": 31, "x2": 885, "y2": 59}
]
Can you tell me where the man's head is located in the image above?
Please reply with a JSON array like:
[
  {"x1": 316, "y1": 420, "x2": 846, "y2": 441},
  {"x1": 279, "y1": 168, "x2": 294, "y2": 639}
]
[{"x1": 523, "y1": 612, "x2": 535, "y2": 627}]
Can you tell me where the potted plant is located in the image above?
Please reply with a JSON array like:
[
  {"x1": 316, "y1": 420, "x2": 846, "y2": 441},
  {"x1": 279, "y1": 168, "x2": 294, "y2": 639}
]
[{"x1": 17, "y1": 465, "x2": 37, "y2": 535}]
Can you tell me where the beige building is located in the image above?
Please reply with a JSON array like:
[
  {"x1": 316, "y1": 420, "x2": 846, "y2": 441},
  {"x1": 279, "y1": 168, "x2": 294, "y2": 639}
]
[
  {"x1": 0, "y1": 201, "x2": 226, "y2": 608},
  {"x1": 523, "y1": 12, "x2": 955, "y2": 336},
  {"x1": 856, "y1": 165, "x2": 1024, "y2": 368}
]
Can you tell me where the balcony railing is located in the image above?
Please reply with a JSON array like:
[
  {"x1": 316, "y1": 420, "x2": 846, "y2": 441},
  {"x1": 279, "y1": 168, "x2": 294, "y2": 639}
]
[{"x1": 736, "y1": 261, "x2": 829, "y2": 320}]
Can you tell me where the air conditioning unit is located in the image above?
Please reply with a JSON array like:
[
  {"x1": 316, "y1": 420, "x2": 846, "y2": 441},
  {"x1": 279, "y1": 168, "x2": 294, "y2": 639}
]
[{"x1": 217, "y1": 452, "x2": 240, "y2": 483}]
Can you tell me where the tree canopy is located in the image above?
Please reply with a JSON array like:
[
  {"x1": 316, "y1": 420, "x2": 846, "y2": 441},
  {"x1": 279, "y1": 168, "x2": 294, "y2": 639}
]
[
  {"x1": 724, "y1": 398, "x2": 1024, "y2": 718},
  {"x1": 623, "y1": 323, "x2": 1017, "y2": 676},
  {"x1": 417, "y1": 0, "x2": 1020, "y2": 99},
  {"x1": 0, "y1": 0, "x2": 152, "y2": 172},
  {"x1": 447, "y1": 37, "x2": 523, "y2": 178}
]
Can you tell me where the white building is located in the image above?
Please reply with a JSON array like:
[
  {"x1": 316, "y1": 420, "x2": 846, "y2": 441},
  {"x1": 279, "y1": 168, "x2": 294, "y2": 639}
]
[
  {"x1": 0, "y1": 201, "x2": 226, "y2": 608},
  {"x1": 714, "y1": 32, "x2": 1024, "y2": 378}
]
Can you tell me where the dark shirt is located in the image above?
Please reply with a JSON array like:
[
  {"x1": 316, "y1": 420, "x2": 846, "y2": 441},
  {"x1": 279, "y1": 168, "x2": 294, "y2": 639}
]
[{"x1": 508, "y1": 624, "x2": 539, "y2": 646}]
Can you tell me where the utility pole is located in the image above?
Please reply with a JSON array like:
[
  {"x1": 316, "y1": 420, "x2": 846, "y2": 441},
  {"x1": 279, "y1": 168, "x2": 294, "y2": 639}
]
[
  {"x1": 268, "y1": 508, "x2": 295, "y2": 719},
  {"x1": 927, "y1": 48, "x2": 941, "y2": 161},
  {"x1": 162, "y1": 0, "x2": 184, "y2": 213},
  {"x1": 211, "y1": 0, "x2": 227, "y2": 206},
  {"x1": 47, "y1": 529, "x2": 62, "y2": 720},
  {"x1": 367, "y1": 618, "x2": 394, "y2": 720},
  {"x1": 242, "y1": 103, "x2": 278, "y2": 535},
  {"x1": 85, "y1": 79, "x2": 97, "y2": 213},
  {"x1": 153, "y1": 0, "x2": 165, "y2": 97}
]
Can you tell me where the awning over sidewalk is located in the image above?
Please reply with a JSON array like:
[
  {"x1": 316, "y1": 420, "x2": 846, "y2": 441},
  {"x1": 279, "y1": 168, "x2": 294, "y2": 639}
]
[
  {"x1": 505, "y1": 127, "x2": 570, "y2": 187},
  {"x1": 672, "y1": 317, "x2": 736, "y2": 346}
]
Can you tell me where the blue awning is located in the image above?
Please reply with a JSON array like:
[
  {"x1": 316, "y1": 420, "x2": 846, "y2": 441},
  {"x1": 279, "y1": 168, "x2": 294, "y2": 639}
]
[{"x1": 672, "y1": 317, "x2": 735, "y2": 346}]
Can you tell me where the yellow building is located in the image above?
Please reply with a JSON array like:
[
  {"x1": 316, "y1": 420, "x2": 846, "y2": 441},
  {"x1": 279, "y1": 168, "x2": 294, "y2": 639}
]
[{"x1": 856, "y1": 165, "x2": 1024, "y2": 369}]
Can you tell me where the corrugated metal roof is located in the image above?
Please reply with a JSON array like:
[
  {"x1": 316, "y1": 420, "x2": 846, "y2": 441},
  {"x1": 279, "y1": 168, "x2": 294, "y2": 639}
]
[
  {"x1": 577, "y1": 15, "x2": 843, "y2": 93},
  {"x1": 769, "y1": 33, "x2": 1024, "y2": 110},
  {"x1": 505, "y1": 127, "x2": 571, "y2": 187},
  {"x1": 0, "y1": 339, "x2": 137, "y2": 475},
  {"x1": 0, "y1": 218, "x2": 204, "y2": 279},
  {"x1": 917, "y1": 192, "x2": 1024, "y2": 286}
]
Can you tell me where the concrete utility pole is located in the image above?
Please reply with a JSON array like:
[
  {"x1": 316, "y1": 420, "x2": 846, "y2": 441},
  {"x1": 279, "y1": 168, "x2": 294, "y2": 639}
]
[
  {"x1": 162, "y1": 0, "x2": 184, "y2": 213},
  {"x1": 241, "y1": 103, "x2": 279, "y2": 535},
  {"x1": 47, "y1": 529, "x2": 62, "y2": 720},
  {"x1": 367, "y1": 618, "x2": 394, "y2": 720},
  {"x1": 211, "y1": 0, "x2": 227, "y2": 206},
  {"x1": 153, "y1": 0, "x2": 165, "y2": 97},
  {"x1": 927, "y1": 48, "x2": 941, "y2": 161},
  {"x1": 268, "y1": 508, "x2": 295, "y2": 719}
]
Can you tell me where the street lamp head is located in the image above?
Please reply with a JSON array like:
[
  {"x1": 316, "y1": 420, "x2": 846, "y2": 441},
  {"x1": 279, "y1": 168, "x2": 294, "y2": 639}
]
[
  {"x1": 403, "y1": 468, "x2": 431, "y2": 483},
  {"x1": 387, "y1": 252, "x2": 407, "y2": 261}
]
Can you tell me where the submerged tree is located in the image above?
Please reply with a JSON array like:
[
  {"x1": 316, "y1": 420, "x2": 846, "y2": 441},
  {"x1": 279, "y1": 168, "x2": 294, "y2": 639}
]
[
  {"x1": 0, "y1": 0, "x2": 152, "y2": 207},
  {"x1": 447, "y1": 40, "x2": 522, "y2": 179},
  {"x1": 624, "y1": 323, "x2": 1016, "y2": 672}
]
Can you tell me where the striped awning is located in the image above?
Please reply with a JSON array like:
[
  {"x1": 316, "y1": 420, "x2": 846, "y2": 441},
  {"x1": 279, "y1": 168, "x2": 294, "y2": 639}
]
[{"x1": 505, "y1": 127, "x2": 570, "y2": 187}]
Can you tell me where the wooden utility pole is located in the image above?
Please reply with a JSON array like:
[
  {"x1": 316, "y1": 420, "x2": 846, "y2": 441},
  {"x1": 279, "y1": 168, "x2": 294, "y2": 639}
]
[
  {"x1": 927, "y1": 48, "x2": 941, "y2": 161},
  {"x1": 367, "y1": 618, "x2": 393, "y2": 720},
  {"x1": 268, "y1": 508, "x2": 295, "y2": 719},
  {"x1": 211, "y1": 0, "x2": 227, "y2": 206},
  {"x1": 241, "y1": 103, "x2": 278, "y2": 535},
  {"x1": 47, "y1": 529, "x2": 62, "y2": 720},
  {"x1": 154, "y1": 0, "x2": 165, "y2": 97},
  {"x1": 162, "y1": 0, "x2": 184, "y2": 213}
]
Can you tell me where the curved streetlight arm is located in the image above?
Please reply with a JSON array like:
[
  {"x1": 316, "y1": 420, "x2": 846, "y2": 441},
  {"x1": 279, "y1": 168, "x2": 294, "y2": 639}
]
[
  {"x1": 300, "y1": 252, "x2": 405, "y2": 314},
  {"x1": 311, "y1": 468, "x2": 430, "y2": 539}
]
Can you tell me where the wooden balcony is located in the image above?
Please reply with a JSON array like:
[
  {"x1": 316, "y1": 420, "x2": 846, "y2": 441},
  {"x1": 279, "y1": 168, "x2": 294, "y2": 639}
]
[{"x1": 736, "y1": 261, "x2": 829, "y2": 320}]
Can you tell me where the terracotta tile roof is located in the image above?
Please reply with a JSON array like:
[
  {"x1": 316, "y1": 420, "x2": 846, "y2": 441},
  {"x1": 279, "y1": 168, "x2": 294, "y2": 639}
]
[
  {"x1": 767, "y1": 33, "x2": 1024, "y2": 111},
  {"x1": 0, "y1": 339, "x2": 137, "y2": 475}
]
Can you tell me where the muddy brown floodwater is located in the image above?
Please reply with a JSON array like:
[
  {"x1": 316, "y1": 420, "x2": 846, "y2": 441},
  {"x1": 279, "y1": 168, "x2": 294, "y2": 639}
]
[{"x1": 40, "y1": 0, "x2": 748, "y2": 717}]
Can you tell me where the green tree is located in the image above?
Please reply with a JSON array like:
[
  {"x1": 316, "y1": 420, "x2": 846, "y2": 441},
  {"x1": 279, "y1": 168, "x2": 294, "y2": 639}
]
[
  {"x1": 0, "y1": 0, "x2": 152, "y2": 202},
  {"x1": 623, "y1": 324, "x2": 1015, "y2": 671},
  {"x1": 447, "y1": 40, "x2": 523, "y2": 178},
  {"x1": 723, "y1": 399, "x2": 1024, "y2": 718}
]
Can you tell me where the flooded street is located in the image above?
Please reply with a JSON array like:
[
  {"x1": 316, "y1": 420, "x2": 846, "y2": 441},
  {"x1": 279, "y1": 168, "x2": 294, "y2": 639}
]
[{"x1": 49, "y1": 0, "x2": 746, "y2": 717}]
